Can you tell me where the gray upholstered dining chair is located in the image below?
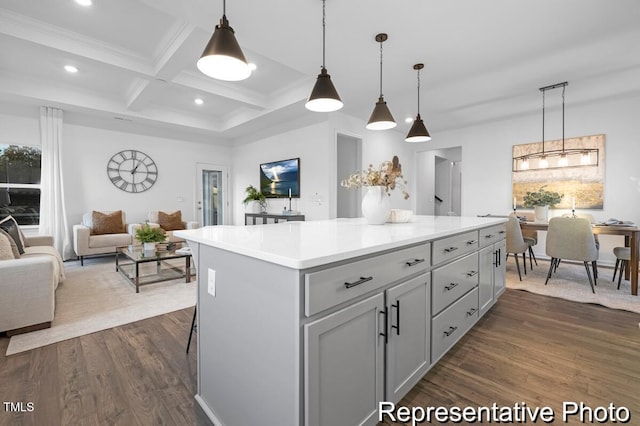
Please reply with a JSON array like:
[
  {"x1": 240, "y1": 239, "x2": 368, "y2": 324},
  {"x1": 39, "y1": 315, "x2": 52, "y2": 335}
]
[
  {"x1": 545, "y1": 217, "x2": 599, "y2": 293},
  {"x1": 505, "y1": 215, "x2": 532, "y2": 281},
  {"x1": 612, "y1": 246, "x2": 631, "y2": 290}
]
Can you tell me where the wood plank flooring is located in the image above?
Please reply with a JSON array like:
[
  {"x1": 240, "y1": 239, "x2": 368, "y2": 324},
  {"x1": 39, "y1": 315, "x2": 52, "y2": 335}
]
[{"x1": 1, "y1": 289, "x2": 639, "y2": 426}]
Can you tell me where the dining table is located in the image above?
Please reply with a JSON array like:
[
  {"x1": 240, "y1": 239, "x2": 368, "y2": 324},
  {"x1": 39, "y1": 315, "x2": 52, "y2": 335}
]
[{"x1": 519, "y1": 221, "x2": 640, "y2": 296}]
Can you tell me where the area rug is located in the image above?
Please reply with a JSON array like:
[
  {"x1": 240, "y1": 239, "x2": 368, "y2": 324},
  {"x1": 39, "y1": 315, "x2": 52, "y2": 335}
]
[
  {"x1": 6, "y1": 258, "x2": 196, "y2": 356},
  {"x1": 506, "y1": 259, "x2": 640, "y2": 314}
]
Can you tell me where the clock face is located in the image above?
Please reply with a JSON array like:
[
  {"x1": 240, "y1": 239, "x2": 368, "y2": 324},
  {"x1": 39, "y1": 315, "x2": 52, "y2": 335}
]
[{"x1": 107, "y1": 150, "x2": 157, "y2": 193}]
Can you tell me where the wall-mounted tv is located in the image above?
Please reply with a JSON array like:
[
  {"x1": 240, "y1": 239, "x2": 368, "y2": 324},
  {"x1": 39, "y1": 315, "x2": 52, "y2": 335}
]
[{"x1": 260, "y1": 157, "x2": 300, "y2": 198}]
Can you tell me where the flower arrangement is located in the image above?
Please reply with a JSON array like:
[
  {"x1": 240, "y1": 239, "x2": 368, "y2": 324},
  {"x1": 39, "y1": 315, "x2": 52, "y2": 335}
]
[
  {"x1": 341, "y1": 155, "x2": 410, "y2": 199},
  {"x1": 523, "y1": 186, "x2": 563, "y2": 207}
]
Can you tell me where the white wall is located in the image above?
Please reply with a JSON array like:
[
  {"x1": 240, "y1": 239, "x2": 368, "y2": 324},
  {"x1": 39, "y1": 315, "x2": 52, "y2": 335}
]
[
  {"x1": 231, "y1": 113, "x2": 414, "y2": 225},
  {"x1": 409, "y1": 94, "x2": 640, "y2": 264}
]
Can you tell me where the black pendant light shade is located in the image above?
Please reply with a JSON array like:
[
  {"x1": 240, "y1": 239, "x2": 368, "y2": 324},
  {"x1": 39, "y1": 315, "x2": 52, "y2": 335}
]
[
  {"x1": 306, "y1": 67, "x2": 343, "y2": 112},
  {"x1": 366, "y1": 96, "x2": 396, "y2": 130},
  {"x1": 197, "y1": 3, "x2": 251, "y2": 82},
  {"x1": 366, "y1": 33, "x2": 396, "y2": 130},
  {"x1": 405, "y1": 114, "x2": 431, "y2": 142},
  {"x1": 405, "y1": 63, "x2": 431, "y2": 142},
  {"x1": 306, "y1": 0, "x2": 343, "y2": 112}
]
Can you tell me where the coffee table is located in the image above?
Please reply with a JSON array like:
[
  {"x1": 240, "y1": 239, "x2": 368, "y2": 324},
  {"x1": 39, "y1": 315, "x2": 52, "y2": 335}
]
[{"x1": 116, "y1": 245, "x2": 195, "y2": 293}]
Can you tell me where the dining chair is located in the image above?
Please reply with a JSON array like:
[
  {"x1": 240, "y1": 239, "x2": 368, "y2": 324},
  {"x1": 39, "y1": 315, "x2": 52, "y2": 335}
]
[
  {"x1": 506, "y1": 215, "x2": 532, "y2": 281},
  {"x1": 545, "y1": 217, "x2": 599, "y2": 293},
  {"x1": 612, "y1": 247, "x2": 631, "y2": 290}
]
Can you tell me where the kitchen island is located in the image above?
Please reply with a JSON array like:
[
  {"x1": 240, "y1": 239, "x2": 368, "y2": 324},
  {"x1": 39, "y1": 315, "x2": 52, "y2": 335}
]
[{"x1": 176, "y1": 216, "x2": 507, "y2": 426}]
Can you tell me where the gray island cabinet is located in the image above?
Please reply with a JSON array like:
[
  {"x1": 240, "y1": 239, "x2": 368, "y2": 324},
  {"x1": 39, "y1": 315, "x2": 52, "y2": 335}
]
[{"x1": 175, "y1": 216, "x2": 506, "y2": 426}]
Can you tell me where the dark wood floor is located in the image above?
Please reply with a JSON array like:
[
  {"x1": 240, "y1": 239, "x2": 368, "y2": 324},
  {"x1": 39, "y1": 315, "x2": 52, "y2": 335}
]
[{"x1": 2, "y1": 290, "x2": 639, "y2": 426}]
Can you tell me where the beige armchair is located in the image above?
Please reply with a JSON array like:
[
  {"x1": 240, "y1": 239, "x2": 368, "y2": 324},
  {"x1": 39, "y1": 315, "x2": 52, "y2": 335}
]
[
  {"x1": 129, "y1": 210, "x2": 199, "y2": 244},
  {"x1": 73, "y1": 210, "x2": 132, "y2": 265}
]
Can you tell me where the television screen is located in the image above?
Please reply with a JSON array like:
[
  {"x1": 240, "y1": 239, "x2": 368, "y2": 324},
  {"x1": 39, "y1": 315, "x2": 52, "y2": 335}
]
[{"x1": 260, "y1": 158, "x2": 300, "y2": 198}]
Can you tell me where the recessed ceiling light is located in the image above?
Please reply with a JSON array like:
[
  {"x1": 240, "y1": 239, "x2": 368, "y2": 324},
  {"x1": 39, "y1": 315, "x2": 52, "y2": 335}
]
[
  {"x1": 64, "y1": 65, "x2": 79, "y2": 73},
  {"x1": 405, "y1": 117, "x2": 413, "y2": 124},
  {"x1": 248, "y1": 63, "x2": 257, "y2": 71},
  {"x1": 194, "y1": 98, "x2": 204, "y2": 105},
  {"x1": 75, "y1": 0, "x2": 92, "y2": 6}
]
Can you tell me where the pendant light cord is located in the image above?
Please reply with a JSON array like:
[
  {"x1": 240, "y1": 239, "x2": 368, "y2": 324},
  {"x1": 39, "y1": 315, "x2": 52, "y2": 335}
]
[
  {"x1": 378, "y1": 41, "x2": 383, "y2": 97},
  {"x1": 322, "y1": 0, "x2": 326, "y2": 70},
  {"x1": 542, "y1": 89, "x2": 545, "y2": 155},
  {"x1": 416, "y1": 68, "x2": 421, "y2": 115},
  {"x1": 562, "y1": 85, "x2": 565, "y2": 152}
]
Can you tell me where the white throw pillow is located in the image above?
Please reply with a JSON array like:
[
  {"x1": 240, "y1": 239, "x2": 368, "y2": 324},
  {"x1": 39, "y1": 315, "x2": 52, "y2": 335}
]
[{"x1": 0, "y1": 229, "x2": 15, "y2": 260}]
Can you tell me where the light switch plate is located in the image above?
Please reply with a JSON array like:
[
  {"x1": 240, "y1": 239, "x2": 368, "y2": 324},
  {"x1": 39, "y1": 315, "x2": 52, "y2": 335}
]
[{"x1": 208, "y1": 268, "x2": 216, "y2": 297}]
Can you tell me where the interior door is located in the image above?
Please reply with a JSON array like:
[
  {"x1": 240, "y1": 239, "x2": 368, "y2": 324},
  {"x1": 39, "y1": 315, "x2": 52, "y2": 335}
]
[{"x1": 196, "y1": 163, "x2": 228, "y2": 226}]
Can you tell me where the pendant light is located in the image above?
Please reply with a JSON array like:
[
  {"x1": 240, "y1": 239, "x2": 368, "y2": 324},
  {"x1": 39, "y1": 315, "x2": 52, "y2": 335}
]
[
  {"x1": 366, "y1": 33, "x2": 396, "y2": 130},
  {"x1": 305, "y1": 0, "x2": 343, "y2": 112},
  {"x1": 197, "y1": 0, "x2": 251, "y2": 82},
  {"x1": 405, "y1": 63, "x2": 431, "y2": 142}
]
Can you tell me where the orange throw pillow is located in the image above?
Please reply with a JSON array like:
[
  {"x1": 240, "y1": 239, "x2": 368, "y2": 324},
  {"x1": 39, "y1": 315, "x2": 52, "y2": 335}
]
[
  {"x1": 158, "y1": 211, "x2": 184, "y2": 231},
  {"x1": 91, "y1": 210, "x2": 125, "y2": 235}
]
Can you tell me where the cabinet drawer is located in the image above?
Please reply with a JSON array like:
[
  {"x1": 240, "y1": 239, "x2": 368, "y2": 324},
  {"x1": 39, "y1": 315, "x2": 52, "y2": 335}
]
[
  {"x1": 431, "y1": 287, "x2": 479, "y2": 362},
  {"x1": 305, "y1": 243, "x2": 430, "y2": 317},
  {"x1": 431, "y1": 252, "x2": 478, "y2": 315},
  {"x1": 432, "y1": 231, "x2": 478, "y2": 266},
  {"x1": 479, "y1": 224, "x2": 507, "y2": 248}
]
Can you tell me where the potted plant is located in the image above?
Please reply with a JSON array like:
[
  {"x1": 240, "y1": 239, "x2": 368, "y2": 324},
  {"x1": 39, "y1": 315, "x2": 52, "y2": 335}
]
[
  {"x1": 135, "y1": 223, "x2": 167, "y2": 250},
  {"x1": 523, "y1": 186, "x2": 563, "y2": 222},
  {"x1": 242, "y1": 185, "x2": 267, "y2": 213}
]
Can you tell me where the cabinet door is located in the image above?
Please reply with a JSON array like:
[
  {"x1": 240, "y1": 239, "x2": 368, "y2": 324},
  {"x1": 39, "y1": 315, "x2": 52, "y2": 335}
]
[
  {"x1": 494, "y1": 239, "x2": 506, "y2": 297},
  {"x1": 478, "y1": 245, "x2": 495, "y2": 317},
  {"x1": 304, "y1": 293, "x2": 385, "y2": 426},
  {"x1": 385, "y1": 273, "x2": 431, "y2": 403}
]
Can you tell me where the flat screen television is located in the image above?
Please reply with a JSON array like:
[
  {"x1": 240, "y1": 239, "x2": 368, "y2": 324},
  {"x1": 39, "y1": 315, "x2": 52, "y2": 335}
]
[{"x1": 259, "y1": 157, "x2": 300, "y2": 198}]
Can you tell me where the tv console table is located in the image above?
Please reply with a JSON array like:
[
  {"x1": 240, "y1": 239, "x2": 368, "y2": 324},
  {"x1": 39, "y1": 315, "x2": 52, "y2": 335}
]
[{"x1": 244, "y1": 212, "x2": 305, "y2": 225}]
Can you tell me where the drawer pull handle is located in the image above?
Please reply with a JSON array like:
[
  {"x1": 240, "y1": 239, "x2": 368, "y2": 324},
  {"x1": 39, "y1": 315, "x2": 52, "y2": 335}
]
[
  {"x1": 444, "y1": 246, "x2": 458, "y2": 253},
  {"x1": 467, "y1": 239, "x2": 478, "y2": 245},
  {"x1": 443, "y1": 326, "x2": 458, "y2": 337},
  {"x1": 391, "y1": 301, "x2": 400, "y2": 335},
  {"x1": 484, "y1": 234, "x2": 494, "y2": 239},
  {"x1": 344, "y1": 276, "x2": 373, "y2": 289},
  {"x1": 444, "y1": 282, "x2": 458, "y2": 291},
  {"x1": 467, "y1": 308, "x2": 477, "y2": 316},
  {"x1": 498, "y1": 230, "x2": 506, "y2": 235},
  {"x1": 379, "y1": 307, "x2": 388, "y2": 344},
  {"x1": 405, "y1": 258, "x2": 425, "y2": 267},
  {"x1": 466, "y1": 270, "x2": 479, "y2": 277}
]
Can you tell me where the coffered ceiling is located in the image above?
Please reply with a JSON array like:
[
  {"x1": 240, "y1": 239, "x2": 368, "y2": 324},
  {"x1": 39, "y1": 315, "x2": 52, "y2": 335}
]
[{"x1": 0, "y1": 0, "x2": 639, "y2": 145}]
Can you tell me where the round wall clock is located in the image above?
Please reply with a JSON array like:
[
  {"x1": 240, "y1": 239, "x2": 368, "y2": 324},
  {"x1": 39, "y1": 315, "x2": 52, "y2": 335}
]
[{"x1": 107, "y1": 150, "x2": 158, "y2": 193}]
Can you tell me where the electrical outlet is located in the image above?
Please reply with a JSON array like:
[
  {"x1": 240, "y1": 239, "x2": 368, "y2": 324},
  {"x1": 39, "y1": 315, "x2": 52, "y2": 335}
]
[{"x1": 208, "y1": 268, "x2": 216, "y2": 297}]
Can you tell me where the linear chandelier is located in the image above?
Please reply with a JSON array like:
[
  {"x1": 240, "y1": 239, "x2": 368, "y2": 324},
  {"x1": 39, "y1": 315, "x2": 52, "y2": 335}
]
[{"x1": 513, "y1": 81, "x2": 598, "y2": 172}]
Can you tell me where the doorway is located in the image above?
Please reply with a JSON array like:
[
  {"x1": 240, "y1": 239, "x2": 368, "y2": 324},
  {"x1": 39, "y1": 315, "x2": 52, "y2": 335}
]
[
  {"x1": 196, "y1": 163, "x2": 228, "y2": 226},
  {"x1": 336, "y1": 133, "x2": 362, "y2": 218},
  {"x1": 416, "y1": 147, "x2": 462, "y2": 216}
]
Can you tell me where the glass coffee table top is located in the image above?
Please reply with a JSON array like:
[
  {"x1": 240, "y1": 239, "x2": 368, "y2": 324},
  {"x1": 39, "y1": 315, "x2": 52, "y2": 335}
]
[{"x1": 116, "y1": 245, "x2": 195, "y2": 293}]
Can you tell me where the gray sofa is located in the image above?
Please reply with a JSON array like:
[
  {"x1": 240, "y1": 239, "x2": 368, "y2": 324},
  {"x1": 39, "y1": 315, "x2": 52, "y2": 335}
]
[{"x1": 0, "y1": 235, "x2": 65, "y2": 335}]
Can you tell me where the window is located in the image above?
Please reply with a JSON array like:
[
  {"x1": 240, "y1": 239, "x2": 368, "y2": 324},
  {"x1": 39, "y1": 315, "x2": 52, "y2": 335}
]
[{"x1": 0, "y1": 144, "x2": 41, "y2": 225}]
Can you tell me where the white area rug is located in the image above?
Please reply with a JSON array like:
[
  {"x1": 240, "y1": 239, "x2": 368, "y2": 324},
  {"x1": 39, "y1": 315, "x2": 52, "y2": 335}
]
[
  {"x1": 506, "y1": 258, "x2": 640, "y2": 314},
  {"x1": 6, "y1": 258, "x2": 196, "y2": 356}
]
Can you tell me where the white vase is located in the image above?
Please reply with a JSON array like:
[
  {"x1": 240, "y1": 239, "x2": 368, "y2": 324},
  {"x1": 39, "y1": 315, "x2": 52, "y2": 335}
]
[
  {"x1": 246, "y1": 201, "x2": 262, "y2": 214},
  {"x1": 534, "y1": 205, "x2": 549, "y2": 222},
  {"x1": 361, "y1": 186, "x2": 391, "y2": 225},
  {"x1": 143, "y1": 242, "x2": 156, "y2": 251}
]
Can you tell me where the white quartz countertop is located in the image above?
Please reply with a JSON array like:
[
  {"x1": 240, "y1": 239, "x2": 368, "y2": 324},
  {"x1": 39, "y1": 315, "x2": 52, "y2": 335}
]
[{"x1": 175, "y1": 216, "x2": 507, "y2": 270}]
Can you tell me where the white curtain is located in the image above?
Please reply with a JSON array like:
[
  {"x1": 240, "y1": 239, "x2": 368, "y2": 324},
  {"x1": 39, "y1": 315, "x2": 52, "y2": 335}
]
[{"x1": 39, "y1": 107, "x2": 73, "y2": 259}]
